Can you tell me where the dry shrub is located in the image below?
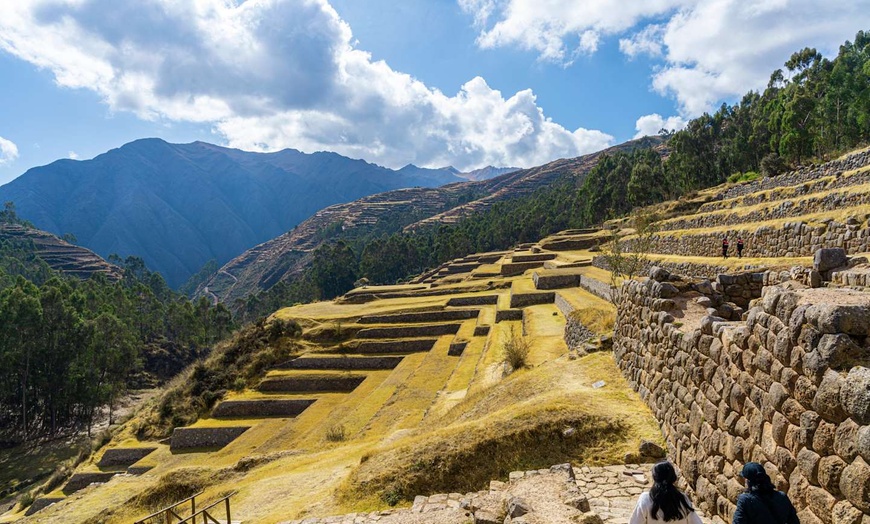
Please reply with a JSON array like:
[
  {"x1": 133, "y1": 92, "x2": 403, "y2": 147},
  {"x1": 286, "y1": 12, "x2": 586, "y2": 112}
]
[
  {"x1": 570, "y1": 308, "x2": 615, "y2": 334},
  {"x1": 325, "y1": 424, "x2": 347, "y2": 442},
  {"x1": 133, "y1": 467, "x2": 231, "y2": 512},
  {"x1": 502, "y1": 328, "x2": 530, "y2": 371}
]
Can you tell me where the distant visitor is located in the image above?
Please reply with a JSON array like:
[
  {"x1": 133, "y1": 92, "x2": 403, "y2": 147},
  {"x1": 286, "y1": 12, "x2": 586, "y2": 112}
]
[
  {"x1": 629, "y1": 461, "x2": 703, "y2": 524},
  {"x1": 732, "y1": 462, "x2": 799, "y2": 524},
  {"x1": 736, "y1": 237, "x2": 744, "y2": 258},
  {"x1": 722, "y1": 237, "x2": 729, "y2": 258}
]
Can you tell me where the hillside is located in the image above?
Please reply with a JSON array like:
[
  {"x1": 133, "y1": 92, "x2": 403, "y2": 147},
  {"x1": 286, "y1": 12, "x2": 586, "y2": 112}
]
[
  {"x1": 0, "y1": 139, "x2": 477, "y2": 288},
  {"x1": 199, "y1": 136, "x2": 665, "y2": 305},
  {"x1": 0, "y1": 223, "x2": 120, "y2": 281}
]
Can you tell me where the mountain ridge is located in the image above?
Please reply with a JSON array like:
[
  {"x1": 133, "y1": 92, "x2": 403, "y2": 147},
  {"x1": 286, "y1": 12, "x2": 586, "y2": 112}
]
[{"x1": 0, "y1": 138, "x2": 511, "y2": 288}]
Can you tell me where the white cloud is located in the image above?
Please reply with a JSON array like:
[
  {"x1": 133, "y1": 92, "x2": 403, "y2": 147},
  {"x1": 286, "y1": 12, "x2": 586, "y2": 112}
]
[
  {"x1": 68, "y1": 151, "x2": 79, "y2": 160},
  {"x1": 461, "y1": 0, "x2": 870, "y2": 116},
  {"x1": 0, "y1": 136, "x2": 19, "y2": 165},
  {"x1": 0, "y1": 0, "x2": 613, "y2": 170},
  {"x1": 633, "y1": 113, "x2": 687, "y2": 138}
]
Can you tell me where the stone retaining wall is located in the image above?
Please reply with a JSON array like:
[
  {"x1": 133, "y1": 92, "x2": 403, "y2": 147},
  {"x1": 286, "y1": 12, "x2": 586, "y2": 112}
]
[
  {"x1": 501, "y1": 261, "x2": 546, "y2": 276},
  {"x1": 448, "y1": 340, "x2": 468, "y2": 356},
  {"x1": 613, "y1": 279, "x2": 870, "y2": 523},
  {"x1": 446, "y1": 295, "x2": 499, "y2": 306},
  {"x1": 510, "y1": 253, "x2": 557, "y2": 263},
  {"x1": 532, "y1": 270, "x2": 582, "y2": 290},
  {"x1": 257, "y1": 375, "x2": 366, "y2": 393},
  {"x1": 577, "y1": 275, "x2": 612, "y2": 302},
  {"x1": 356, "y1": 323, "x2": 461, "y2": 339},
  {"x1": 62, "y1": 472, "x2": 117, "y2": 494},
  {"x1": 348, "y1": 339, "x2": 437, "y2": 354},
  {"x1": 96, "y1": 447, "x2": 157, "y2": 468},
  {"x1": 170, "y1": 426, "x2": 249, "y2": 451},
  {"x1": 509, "y1": 291, "x2": 555, "y2": 308},
  {"x1": 358, "y1": 309, "x2": 479, "y2": 324},
  {"x1": 711, "y1": 150, "x2": 870, "y2": 202},
  {"x1": 278, "y1": 355, "x2": 404, "y2": 370},
  {"x1": 624, "y1": 219, "x2": 870, "y2": 259},
  {"x1": 25, "y1": 497, "x2": 64, "y2": 516},
  {"x1": 474, "y1": 325, "x2": 491, "y2": 336},
  {"x1": 592, "y1": 256, "x2": 757, "y2": 281},
  {"x1": 495, "y1": 309, "x2": 524, "y2": 322},
  {"x1": 212, "y1": 399, "x2": 316, "y2": 418},
  {"x1": 661, "y1": 187, "x2": 870, "y2": 232}
]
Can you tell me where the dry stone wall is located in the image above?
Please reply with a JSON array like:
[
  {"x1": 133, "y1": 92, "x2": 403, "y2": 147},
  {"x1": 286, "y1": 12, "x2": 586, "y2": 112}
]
[
  {"x1": 613, "y1": 279, "x2": 870, "y2": 523},
  {"x1": 625, "y1": 218, "x2": 870, "y2": 259},
  {"x1": 711, "y1": 150, "x2": 870, "y2": 202},
  {"x1": 659, "y1": 188, "x2": 870, "y2": 232}
]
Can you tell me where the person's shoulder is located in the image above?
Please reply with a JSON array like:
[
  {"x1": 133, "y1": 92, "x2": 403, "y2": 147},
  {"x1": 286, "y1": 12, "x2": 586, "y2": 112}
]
[{"x1": 735, "y1": 491, "x2": 755, "y2": 504}]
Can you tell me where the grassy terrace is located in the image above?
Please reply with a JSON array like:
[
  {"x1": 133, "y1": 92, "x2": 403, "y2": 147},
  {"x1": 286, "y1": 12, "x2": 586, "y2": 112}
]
[{"x1": 10, "y1": 249, "x2": 662, "y2": 524}]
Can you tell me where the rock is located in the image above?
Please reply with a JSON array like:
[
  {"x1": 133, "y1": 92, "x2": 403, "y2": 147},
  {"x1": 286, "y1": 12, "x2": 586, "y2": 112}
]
[
  {"x1": 550, "y1": 463, "x2": 575, "y2": 480},
  {"x1": 506, "y1": 497, "x2": 531, "y2": 518},
  {"x1": 695, "y1": 296, "x2": 714, "y2": 308},
  {"x1": 810, "y1": 270, "x2": 823, "y2": 288},
  {"x1": 805, "y1": 304, "x2": 870, "y2": 336},
  {"x1": 657, "y1": 282, "x2": 680, "y2": 298},
  {"x1": 814, "y1": 248, "x2": 848, "y2": 273},
  {"x1": 639, "y1": 440, "x2": 666, "y2": 458},
  {"x1": 563, "y1": 427, "x2": 577, "y2": 438},
  {"x1": 858, "y1": 426, "x2": 870, "y2": 462},
  {"x1": 474, "y1": 510, "x2": 501, "y2": 524},
  {"x1": 649, "y1": 266, "x2": 670, "y2": 282},
  {"x1": 814, "y1": 370, "x2": 847, "y2": 423},
  {"x1": 840, "y1": 367, "x2": 870, "y2": 425},
  {"x1": 695, "y1": 280, "x2": 714, "y2": 295},
  {"x1": 563, "y1": 494, "x2": 591, "y2": 512},
  {"x1": 839, "y1": 457, "x2": 870, "y2": 512},
  {"x1": 573, "y1": 512, "x2": 604, "y2": 524},
  {"x1": 831, "y1": 500, "x2": 863, "y2": 524}
]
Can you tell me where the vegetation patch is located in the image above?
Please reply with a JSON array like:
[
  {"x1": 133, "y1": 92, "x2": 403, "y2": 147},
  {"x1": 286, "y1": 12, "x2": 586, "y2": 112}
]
[{"x1": 342, "y1": 409, "x2": 625, "y2": 506}]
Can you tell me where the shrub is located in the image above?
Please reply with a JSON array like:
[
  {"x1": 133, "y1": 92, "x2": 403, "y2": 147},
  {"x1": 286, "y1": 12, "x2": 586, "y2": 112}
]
[
  {"x1": 325, "y1": 424, "x2": 346, "y2": 442},
  {"x1": 727, "y1": 171, "x2": 761, "y2": 184},
  {"x1": 502, "y1": 328, "x2": 530, "y2": 371}
]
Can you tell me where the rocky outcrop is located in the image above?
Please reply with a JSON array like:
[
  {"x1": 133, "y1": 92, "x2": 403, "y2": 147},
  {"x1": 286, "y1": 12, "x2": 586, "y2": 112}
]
[{"x1": 613, "y1": 278, "x2": 870, "y2": 523}]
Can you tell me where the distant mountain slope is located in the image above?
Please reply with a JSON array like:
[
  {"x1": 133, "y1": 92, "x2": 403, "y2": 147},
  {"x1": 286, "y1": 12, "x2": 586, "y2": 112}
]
[
  {"x1": 0, "y1": 223, "x2": 121, "y2": 281},
  {"x1": 0, "y1": 139, "x2": 471, "y2": 288},
  {"x1": 453, "y1": 166, "x2": 520, "y2": 181},
  {"x1": 198, "y1": 136, "x2": 664, "y2": 304}
]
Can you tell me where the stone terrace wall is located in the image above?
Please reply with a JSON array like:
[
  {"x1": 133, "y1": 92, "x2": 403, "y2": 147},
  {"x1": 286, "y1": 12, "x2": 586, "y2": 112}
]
[
  {"x1": 711, "y1": 150, "x2": 870, "y2": 202},
  {"x1": 625, "y1": 218, "x2": 870, "y2": 259},
  {"x1": 658, "y1": 188, "x2": 870, "y2": 232},
  {"x1": 613, "y1": 279, "x2": 870, "y2": 523}
]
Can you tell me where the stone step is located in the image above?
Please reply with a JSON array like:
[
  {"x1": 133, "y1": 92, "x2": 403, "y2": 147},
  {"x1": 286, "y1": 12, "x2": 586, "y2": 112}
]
[
  {"x1": 495, "y1": 309, "x2": 524, "y2": 322},
  {"x1": 510, "y1": 253, "x2": 557, "y2": 263},
  {"x1": 211, "y1": 398, "x2": 316, "y2": 418},
  {"x1": 276, "y1": 355, "x2": 405, "y2": 370},
  {"x1": 445, "y1": 295, "x2": 499, "y2": 306},
  {"x1": 257, "y1": 374, "x2": 367, "y2": 393},
  {"x1": 169, "y1": 426, "x2": 250, "y2": 452},
  {"x1": 509, "y1": 291, "x2": 556, "y2": 308},
  {"x1": 500, "y1": 261, "x2": 546, "y2": 276}
]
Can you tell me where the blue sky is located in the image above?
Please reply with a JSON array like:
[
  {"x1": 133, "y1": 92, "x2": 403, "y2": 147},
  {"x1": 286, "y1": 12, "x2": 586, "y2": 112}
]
[{"x1": 1, "y1": 0, "x2": 868, "y2": 185}]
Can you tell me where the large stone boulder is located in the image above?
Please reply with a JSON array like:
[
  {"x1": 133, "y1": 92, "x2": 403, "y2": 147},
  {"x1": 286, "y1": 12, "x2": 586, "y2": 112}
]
[
  {"x1": 840, "y1": 367, "x2": 870, "y2": 425},
  {"x1": 814, "y1": 248, "x2": 848, "y2": 273}
]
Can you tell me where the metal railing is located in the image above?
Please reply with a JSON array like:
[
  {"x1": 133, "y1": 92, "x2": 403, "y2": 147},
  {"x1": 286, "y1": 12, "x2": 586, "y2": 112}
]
[{"x1": 134, "y1": 491, "x2": 235, "y2": 524}]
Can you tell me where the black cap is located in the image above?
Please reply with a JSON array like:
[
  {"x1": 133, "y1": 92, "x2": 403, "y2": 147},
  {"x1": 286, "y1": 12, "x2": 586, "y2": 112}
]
[{"x1": 740, "y1": 462, "x2": 767, "y2": 481}]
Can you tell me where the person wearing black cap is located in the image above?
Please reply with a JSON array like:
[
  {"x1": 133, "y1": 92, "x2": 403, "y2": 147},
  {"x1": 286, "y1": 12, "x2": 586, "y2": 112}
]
[
  {"x1": 733, "y1": 462, "x2": 799, "y2": 524},
  {"x1": 629, "y1": 461, "x2": 703, "y2": 524}
]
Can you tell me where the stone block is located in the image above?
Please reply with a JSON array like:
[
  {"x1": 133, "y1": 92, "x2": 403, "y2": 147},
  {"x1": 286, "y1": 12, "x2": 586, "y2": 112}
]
[
  {"x1": 839, "y1": 457, "x2": 870, "y2": 512},
  {"x1": 814, "y1": 248, "x2": 848, "y2": 272},
  {"x1": 814, "y1": 370, "x2": 848, "y2": 423},
  {"x1": 841, "y1": 367, "x2": 870, "y2": 425}
]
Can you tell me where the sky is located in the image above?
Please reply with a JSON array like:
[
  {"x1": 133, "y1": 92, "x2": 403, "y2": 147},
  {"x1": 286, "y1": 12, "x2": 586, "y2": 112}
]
[{"x1": 0, "y1": 1, "x2": 869, "y2": 185}]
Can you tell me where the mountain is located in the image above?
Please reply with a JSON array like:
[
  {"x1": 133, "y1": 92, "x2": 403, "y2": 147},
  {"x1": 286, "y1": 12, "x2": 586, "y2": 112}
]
[
  {"x1": 0, "y1": 139, "x2": 468, "y2": 288},
  {"x1": 0, "y1": 222, "x2": 121, "y2": 281},
  {"x1": 198, "y1": 136, "x2": 664, "y2": 304},
  {"x1": 453, "y1": 165, "x2": 519, "y2": 181}
]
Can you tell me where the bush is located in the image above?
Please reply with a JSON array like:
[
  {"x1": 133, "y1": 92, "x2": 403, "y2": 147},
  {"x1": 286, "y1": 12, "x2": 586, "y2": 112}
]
[
  {"x1": 502, "y1": 328, "x2": 530, "y2": 371},
  {"x1": 727, "y1": 171, "x2": 761, "y2": 184},
  {"x1": 325, "y1": 424, "x2": 346, "y2": 442}
]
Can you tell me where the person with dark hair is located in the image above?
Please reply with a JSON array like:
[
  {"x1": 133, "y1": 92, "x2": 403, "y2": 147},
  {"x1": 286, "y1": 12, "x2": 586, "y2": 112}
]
[
  {"x1": 736, "y1": 238, "x2": 744, "y2": 258},
  {"x1": 722, "y1": 237, "x2": 730, "y2": 258},
  {"x1": 733, "y1": 462, "x2": 799, "y2": 524},
  {"x1": 629, "y1": 461, "x2": 703, "y2": 524}
]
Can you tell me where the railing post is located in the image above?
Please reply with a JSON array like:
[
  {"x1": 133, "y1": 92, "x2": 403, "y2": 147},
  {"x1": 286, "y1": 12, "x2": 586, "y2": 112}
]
[
  {"x1": 191, "y1": 494, "x2": 196, "y2": 518},
  {"x1": 225, "y1": 497, "x2": 231, "y2": 524}
]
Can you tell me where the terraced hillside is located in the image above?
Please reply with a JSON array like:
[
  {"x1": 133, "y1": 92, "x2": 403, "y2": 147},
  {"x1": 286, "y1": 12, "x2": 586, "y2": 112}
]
[
  {"x1": 197, "y1": 136, "x2": 665, "y2": 305},
  {"x1": 8, "y1": 241, "x2": 665, "y2": 524},
  {"x1": 0, "y1": 223, "x2": 120, "y2": 280}
]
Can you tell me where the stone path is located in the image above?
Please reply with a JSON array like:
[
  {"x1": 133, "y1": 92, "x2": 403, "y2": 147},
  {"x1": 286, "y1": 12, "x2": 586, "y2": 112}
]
[{"x1": 278, "y1": 462, "x2": 725, "y2": 524}]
